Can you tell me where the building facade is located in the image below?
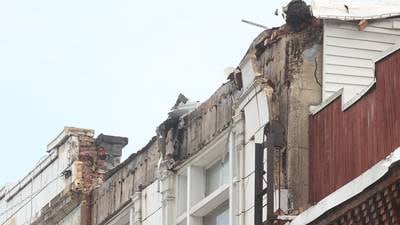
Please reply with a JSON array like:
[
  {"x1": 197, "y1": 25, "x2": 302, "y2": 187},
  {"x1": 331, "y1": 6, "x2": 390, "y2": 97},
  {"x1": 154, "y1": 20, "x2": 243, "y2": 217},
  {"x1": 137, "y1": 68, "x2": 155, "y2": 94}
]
[
  {"x1": 1, "y1": 1, "x2": 400, "y2": 225},
  {"x1": 0, "y1": 128, "x2": 128, "y2": 225}
]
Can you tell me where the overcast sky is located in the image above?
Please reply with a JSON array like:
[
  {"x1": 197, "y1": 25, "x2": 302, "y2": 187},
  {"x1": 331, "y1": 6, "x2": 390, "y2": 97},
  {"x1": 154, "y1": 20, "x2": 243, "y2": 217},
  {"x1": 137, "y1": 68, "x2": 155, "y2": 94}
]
[{"x1": 0, "y1": 0, "x2": 379, "y2": 186}]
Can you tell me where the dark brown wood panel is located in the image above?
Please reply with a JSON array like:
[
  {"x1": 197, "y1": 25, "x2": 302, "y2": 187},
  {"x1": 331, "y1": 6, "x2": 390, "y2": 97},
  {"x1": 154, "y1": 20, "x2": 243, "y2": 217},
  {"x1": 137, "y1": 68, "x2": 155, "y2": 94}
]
[{"x1": 309, "y1": 49, "x2": 400, "y2": 203}]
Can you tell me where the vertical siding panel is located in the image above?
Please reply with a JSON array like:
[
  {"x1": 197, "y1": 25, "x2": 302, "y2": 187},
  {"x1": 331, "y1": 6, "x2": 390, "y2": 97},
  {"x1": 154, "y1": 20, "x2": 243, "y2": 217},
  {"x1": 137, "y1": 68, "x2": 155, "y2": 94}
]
[{"x1": 309, "y1": 49, "x2": 400, "y2": 203}]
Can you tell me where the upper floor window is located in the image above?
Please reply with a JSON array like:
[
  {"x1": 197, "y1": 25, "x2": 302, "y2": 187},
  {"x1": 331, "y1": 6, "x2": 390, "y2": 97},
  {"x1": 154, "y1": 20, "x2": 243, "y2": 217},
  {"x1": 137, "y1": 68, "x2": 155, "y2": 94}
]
[
  {"x1": 203, "y1": 200, "x2": 229, "y2": 225},
  {"x1": 177, "y1": 172, "x2": 188, "y2": 216},
  {"x1": 205, "y1": 155, "x2": 229, "y2": 196},
  {"x1": 174, "y1": 133, "x2": 234, "y2": 225}
]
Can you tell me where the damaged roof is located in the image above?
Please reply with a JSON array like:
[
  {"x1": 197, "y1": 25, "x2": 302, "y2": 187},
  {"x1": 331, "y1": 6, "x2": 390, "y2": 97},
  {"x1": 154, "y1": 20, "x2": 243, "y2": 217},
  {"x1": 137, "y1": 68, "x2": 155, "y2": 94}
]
[{"x1": 311, "y1": 0, "x2": 400, "y2": 20}]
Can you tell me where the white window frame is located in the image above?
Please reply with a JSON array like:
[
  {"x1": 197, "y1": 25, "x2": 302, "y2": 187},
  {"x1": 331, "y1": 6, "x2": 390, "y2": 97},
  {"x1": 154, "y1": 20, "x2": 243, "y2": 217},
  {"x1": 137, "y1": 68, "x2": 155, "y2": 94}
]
[{"x1": 174, "y1": 130, "x2": 236, "y2": 225}]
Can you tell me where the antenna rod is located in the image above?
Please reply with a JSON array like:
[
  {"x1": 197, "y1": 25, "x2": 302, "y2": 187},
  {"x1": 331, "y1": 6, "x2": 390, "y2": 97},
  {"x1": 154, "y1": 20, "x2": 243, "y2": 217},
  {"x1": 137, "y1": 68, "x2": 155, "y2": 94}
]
[{"x1": 241, "y1": 19, "x2": 268, "y2": 29}]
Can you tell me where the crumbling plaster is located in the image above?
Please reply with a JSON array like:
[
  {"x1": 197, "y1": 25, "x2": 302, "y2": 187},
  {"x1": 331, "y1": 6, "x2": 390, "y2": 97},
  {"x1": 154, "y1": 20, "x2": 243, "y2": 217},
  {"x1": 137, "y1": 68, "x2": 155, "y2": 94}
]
[
  {"x1": 48, "y1": 5, "x2": 327, "y2": 225},
  {"x1": 89, "y1": 79, "x2": 242, "y2": 225},
  {"x1": 90, "y1": 137, "x2": 160, "y2": 225},
  {"x1": 90, "y1": 16, "x2": 324, "y2": 225},
  {"x1": 242, "y1": 20, "x2": 323, "y2": 210}
]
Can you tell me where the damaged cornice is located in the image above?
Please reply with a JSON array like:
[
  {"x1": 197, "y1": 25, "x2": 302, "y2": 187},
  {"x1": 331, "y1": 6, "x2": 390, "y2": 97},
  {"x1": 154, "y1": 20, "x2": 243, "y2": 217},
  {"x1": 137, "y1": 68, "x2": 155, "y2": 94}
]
[{"x1": 47, "y1": 127, "x2": 94, "y2": 152}]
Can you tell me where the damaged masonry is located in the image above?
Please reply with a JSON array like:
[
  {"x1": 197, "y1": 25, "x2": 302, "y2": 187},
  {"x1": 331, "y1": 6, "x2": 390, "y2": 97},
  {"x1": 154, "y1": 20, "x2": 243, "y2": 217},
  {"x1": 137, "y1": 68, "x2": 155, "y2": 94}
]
[{"x1": 1, "y1": 0, "x2": 400, "y2": 225}]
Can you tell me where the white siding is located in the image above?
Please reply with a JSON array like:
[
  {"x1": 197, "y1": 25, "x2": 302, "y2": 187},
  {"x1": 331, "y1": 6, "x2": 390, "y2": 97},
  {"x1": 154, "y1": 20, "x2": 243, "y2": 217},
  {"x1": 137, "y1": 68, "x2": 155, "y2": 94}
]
[
  {"x1": 236, "y1": 86, "x2": 271, "y2": 225},
  {"x1": 239, "y1": 87, "x2": 269, "y2": 143},
  {"x1": 141, "y1": 182, "x2": 162, "y2": 222},
  {"x1": 240, "y1": 58, "x2": 256, "y2": 91},
  {"x1": 322, "y1": 18, "x2": 400, "y2": 103},
  {"x1": 0, "y1": 136, "x2": 76, "y2": 225},
  {"x1": 312, "y1": 0, "x2": 400, "y2": 21}
]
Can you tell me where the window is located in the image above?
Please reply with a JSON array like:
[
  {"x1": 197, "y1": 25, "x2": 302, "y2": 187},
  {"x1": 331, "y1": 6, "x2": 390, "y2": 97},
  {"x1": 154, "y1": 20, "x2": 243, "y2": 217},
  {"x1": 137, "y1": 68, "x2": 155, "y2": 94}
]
[
  {"x1": 174, "y1": 134, "x2": 234, "y2": 225},
  {"x1": 203, "y1": 201, "x2": 229, "y2": 225},
  {"x1": 177, "y1": 220, "x2": 187, "y2": 225},
  {"x1": 205, "y1": 155, "x2": 229, "y2": 196},
  {"x1": 177, "y1": 173, "x2": 187, "y2": 216}
]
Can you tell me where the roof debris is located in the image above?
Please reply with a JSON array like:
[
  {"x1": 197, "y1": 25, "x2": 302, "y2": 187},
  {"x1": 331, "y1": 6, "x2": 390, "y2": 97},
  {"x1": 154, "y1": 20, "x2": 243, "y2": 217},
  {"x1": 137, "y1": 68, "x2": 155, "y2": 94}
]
[
  {"x1": 285, "y1": 0, "x2": 312, "y2": 32},
  {"x1": 358, "y1": 19, "x2": 368, "y2": 31}
]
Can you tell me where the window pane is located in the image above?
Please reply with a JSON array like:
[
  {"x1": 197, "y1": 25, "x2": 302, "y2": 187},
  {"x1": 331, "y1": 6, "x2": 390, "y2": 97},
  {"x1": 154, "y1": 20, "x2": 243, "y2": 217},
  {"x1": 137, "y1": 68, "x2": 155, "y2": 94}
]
[
  {"x1": 177, "y1": 174, "x2": 187, "y2": 215},
  {"x1": 221, "y1": 157, "x2": 229, "y2": 185},
  {"x1": 205, "y1": 161, "x2": 221, "y2": 195},
  {"x1": 204, "y1": 201, "x2": 229, "y2": 225},
  {"x1": 205, "y1": 156, "x2": 230, "y2": 196}
]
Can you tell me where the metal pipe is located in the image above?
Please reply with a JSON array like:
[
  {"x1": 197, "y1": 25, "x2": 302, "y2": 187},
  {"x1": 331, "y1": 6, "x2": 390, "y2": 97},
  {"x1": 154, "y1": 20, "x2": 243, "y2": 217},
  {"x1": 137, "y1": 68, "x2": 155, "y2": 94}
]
[{"x1": 241, "y1": 19, "x2": 268, "y2": 29}]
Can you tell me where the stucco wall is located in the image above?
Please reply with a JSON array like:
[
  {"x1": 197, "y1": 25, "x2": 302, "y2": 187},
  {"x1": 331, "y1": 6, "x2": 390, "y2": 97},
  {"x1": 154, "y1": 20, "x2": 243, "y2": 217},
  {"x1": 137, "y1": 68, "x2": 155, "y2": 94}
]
[
  {"x1": 242, "y1": 22, "x2": 323, "y2": 210},
  {"x1": 90, "y1": 138, "x2": 160, "y2": 225}
]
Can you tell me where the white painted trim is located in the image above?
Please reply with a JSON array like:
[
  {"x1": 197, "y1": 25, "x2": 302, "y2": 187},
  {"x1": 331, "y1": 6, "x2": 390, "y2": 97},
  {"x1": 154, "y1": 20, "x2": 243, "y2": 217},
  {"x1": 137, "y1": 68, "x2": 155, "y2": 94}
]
[
  {"x1": 187, "y1": 166, "x2": 204, "y2": 225},
  {"x1": 174, "y1": 129, "x2": 230, "y2": 172},
  {"x1": 239, "y1": 54, "x2": 256, "y2": 69},
  {"x1": 4, "y1": 149, "x2": 58, "y2": 202},
  {"x1": 228, "y1": 131, "x2": 236, "y2": 225},
  {"x1": 342, "y1": 79, "x2": 376, "y2": 110},
  {"x1": 312, "y1": 43, "x2": 400, "y2": 114},
  {"x1": 374, "y1": 43, "x2": 400, "y2": 62},
  {"x1": 321, "y1": 20, "x2": 328, "y2": 101},
  {"x1": 129, "y1": 207, "x2": 133, "y2": 225},
  {"x1": 288, "y1": 147, "x2": 400, "y2": 225},
  {"x1": 310, "y1": 79, "x2": 376, "y2": 114},
  {"x1": 104, "y1": 200, "x2": 133, "y2": 225},
  {"x1": 189, "y1": 184, "x2": 229, "y2": 217},
  {"x1": 309, "y1": 89, "x2": 343, "y2": 115},
  {"x1": 311, "y1": 0, "x2": 400, "y2": 21},
  {"x1": 203, "y1": 154, "x2": 226, "y2": 170},
  {"x1": 314, "y1": 13, "x2": 400, "y2": 21},
  {"x1": 176, "y1": 213, "x2": 186, "y2": 224},
  {"x1": 175, "y1": 173, "x2": 188, "y2": 217},
  {"x1": 236, "y1": 80, "x2": 259, "y2": 110}
]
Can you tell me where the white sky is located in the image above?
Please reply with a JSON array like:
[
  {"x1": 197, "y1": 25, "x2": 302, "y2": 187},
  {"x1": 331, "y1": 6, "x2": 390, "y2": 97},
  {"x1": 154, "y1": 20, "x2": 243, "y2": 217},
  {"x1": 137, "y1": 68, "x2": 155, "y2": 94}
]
[{"x1": 0, "y1": 0, "x2": 379, "y2": 185}]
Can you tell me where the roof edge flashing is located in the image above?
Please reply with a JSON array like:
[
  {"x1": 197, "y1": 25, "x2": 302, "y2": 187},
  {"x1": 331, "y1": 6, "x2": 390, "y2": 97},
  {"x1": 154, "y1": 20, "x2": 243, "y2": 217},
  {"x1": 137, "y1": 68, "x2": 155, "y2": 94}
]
[
  {"x1": 311, "y1": 0, "x2": 400, "y2": 20},
  {"x1": 341, "y1": 79, "x2": 377, "y2": 111},
  {"x1": 309, "y1": 88, "x2": 342, "y2": 115},
  {"x1": 314, "y1": 43, "x2": 400, "y2": 115}
]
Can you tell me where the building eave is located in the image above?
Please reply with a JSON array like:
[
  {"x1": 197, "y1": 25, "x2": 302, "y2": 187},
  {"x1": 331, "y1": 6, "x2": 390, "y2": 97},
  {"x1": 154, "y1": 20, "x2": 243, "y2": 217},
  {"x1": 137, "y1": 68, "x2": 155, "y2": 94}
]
[
  {"x1": 311, "y1": 0, "x2": 400, "y2": 21},
  {"x1": 288, "y1": 147, "x2": 400, "y2": 225}
]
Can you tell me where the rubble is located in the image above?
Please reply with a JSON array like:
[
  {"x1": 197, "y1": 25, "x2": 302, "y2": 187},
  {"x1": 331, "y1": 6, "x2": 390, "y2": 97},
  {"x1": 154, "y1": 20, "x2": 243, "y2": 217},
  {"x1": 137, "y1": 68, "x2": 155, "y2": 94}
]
[{"x1": 285, "y1": 0, "x2": 312, "y2": 32}]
